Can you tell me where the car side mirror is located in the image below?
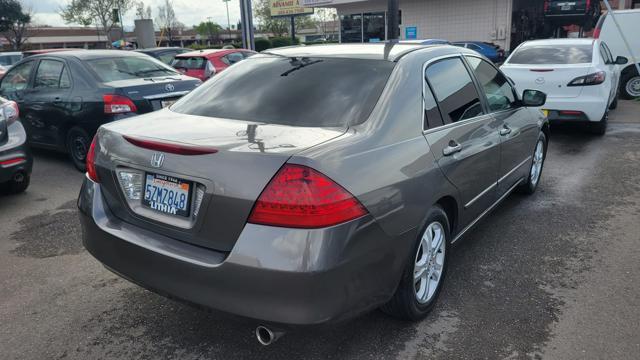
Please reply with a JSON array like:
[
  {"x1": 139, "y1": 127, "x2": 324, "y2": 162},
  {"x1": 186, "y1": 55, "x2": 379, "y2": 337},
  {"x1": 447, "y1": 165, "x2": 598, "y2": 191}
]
[
  {"x1": 615, "y1": 56, "x2": 628, "y2": 65},
  {"x1": 522, "y1": 89, "x2": 546, "y2": 107}
]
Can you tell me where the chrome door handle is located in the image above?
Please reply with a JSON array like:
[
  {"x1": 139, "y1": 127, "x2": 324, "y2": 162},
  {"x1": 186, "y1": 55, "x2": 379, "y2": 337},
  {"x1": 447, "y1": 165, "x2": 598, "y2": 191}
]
[
  {"x1": 443, "y1": 141, "x2": 462, "y2": 156},
  {"x1": 499, "y1": 126, "x2": 512, "y2": 136}
]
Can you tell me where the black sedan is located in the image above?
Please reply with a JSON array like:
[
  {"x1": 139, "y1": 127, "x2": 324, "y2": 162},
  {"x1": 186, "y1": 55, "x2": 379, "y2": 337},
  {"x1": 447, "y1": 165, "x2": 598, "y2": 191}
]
[
  {"x1": 0, "y1": 50, "x2": 201, "y2": 170},
  {"x1": 134, "y1": 47, "x2": 191, "y2": 65},
  {"x1": 544, "y1": 0, "x2": 601, "y2": 30},
  {"x1": 0, "y1": 97, "x2": 31, "y2": 193}
]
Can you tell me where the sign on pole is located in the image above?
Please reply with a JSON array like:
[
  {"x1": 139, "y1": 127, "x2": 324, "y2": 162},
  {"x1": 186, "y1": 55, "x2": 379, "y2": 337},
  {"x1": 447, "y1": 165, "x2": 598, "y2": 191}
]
[{"x1": 270, "y1": 0, "x2": 314, "y2": 17}]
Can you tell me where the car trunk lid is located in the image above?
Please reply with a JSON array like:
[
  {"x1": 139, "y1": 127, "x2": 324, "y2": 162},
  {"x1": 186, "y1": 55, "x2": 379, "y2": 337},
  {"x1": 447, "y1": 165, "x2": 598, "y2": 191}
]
[
  {"x1": 103, "y1": 76, "x2": 201, "y2": 114},
  {"x1": 96, "y1": 110, "x2": 347, "y2": 252},
  {"x1": 502, "y1": 64, "x2": 593, "y2": 98}
]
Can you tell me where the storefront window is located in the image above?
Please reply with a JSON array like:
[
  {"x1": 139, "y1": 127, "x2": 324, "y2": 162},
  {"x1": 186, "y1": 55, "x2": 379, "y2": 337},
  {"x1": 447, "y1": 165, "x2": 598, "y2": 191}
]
[
  {"x1": 340, "y1": 12, "x2": 386, "y2": 43},
  {"x1": 363, "y1": 13, "x2": 386, "y2": 42},
  {"x1": 340, "y1": 14, "x2": 363, "y2": 43}
]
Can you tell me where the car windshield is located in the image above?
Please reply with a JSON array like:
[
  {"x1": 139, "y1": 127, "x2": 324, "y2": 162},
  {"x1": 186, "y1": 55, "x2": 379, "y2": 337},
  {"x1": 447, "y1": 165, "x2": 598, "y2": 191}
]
[
  {"x1": 86, "y1": 56, "x2": 179, "y2": 82},
  {"x1": 171, "y1": 56, "x2": 395, "y2": 127},
  {"x1": 171, "y1": 57, "x2": 207, "y2": 69},
  {"x1": 508, "y1": 44, "x2": 593, "y2": 64}
]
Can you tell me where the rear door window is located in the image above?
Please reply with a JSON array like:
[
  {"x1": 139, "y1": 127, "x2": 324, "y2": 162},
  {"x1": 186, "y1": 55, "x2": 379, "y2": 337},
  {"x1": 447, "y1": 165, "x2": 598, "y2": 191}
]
[
  {"x1": 34, "y1": 60, "x2": 65, "y2": 88},
  {"x1": 425, "y1": 57, "x2": 484, "y2": 123},
  {"x1": 171, "y1": 56, "x2": 395, "y2": 127},
  {"x1": 0, "y1": 61, "x2": 34, "y2": 92},
  {"x1": 508, "y1": 44, "x2": 593, "y2": 64},
  {"x1": 224, "y1": 52, "x2": 244, "y2": 65}
]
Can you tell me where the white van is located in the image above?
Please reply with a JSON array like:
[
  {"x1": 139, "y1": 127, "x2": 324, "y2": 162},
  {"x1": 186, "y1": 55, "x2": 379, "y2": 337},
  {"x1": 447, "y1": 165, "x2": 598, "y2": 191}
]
[{"x1": 595, "y1": 9, "x2": 640, "y2": 98}]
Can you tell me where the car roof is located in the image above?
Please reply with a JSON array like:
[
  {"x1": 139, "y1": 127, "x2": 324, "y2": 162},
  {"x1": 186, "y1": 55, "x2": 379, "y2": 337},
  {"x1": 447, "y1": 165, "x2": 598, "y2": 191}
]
[
  {"x1": 177, "y1": 49, "x2": 249, "y2": 57},
  {"x1": 261, "y1": 43, "x2": 446, "y2": 61},
  {"x1": 135, "y1": 47, "x2": 188, "y2": 53},
  {"x1": 519, "y1": 38, "x2": 596, "y2": 47},
  {"x1": 29, "y1": 49, "x2": 150, "y2": 60},
  {"x1": 0, "y1": 52, "x2": 21, "y2": 56}
]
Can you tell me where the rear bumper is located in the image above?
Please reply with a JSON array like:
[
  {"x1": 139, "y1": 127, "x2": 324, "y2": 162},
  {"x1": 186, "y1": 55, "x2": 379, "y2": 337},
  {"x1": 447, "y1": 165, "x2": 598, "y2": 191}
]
[
  {"x1": 78, "y1": 178, "x2": 413, "y2": 326},
  {"x1": 540, "y1": 95, "x2": 608, "y2": 122}
]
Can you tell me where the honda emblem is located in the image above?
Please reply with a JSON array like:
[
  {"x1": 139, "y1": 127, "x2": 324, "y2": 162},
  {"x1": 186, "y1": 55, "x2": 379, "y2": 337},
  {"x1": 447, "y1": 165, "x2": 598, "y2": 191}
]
[{"x1": 151, "y1": 153, "x2": 165, "y2": 168}]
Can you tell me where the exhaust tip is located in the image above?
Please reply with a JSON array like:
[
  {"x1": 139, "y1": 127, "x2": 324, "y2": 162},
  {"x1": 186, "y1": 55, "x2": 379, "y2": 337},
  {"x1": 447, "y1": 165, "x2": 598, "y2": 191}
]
[{"x1": 256, "y1": 326, "x2": 274, "y2": 346}]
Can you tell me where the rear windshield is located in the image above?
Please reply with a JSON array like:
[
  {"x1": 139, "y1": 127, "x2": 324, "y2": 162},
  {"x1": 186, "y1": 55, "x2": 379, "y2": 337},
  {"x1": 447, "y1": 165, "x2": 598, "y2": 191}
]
[
  {"x1": 171, "y1": 56, "x2": 395, "y2": 127},
  {"x1": 508, "y1": 45, "x2": 593, "y2": 64},
  {"x1": 0, "y1": 55, "x2": 22, "y2": 66},
  {"x1": 86, "y1": 56, "x2": 179, "y2": 82},
  {"x1": 171, "y1": 57, "x2": 206, "y2": 69}
]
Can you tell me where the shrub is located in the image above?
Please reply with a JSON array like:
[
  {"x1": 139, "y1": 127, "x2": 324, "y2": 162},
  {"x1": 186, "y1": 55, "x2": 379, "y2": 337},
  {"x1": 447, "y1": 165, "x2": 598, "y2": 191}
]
[
  {"x1": 255, "y1": 38, "x2": 271, "y2": 52},
  {"x1": 270, "y1": 37, "x2": 299, "y2": 48}
]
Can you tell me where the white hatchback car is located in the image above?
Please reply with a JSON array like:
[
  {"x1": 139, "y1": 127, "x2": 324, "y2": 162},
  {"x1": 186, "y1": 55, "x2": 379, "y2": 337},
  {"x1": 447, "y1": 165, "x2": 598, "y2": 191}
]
[{"x1": 501, "y1": 39, "x2": 628, "y2": 134}]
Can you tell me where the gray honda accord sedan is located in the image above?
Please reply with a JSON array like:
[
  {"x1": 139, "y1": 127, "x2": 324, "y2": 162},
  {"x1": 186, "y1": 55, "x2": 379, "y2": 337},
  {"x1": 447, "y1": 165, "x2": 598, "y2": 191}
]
[{"x1": 78, "y1": 43, "x2": 549, "y2": 344}]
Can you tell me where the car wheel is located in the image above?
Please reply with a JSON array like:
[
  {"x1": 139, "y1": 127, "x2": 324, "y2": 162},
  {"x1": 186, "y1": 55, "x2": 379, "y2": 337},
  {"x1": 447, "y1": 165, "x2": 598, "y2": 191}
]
[
  {"x1": 518, "y1": 132, "x2": 547, "y2": 195},
  {"x1": 381, "y1": 205, "x2": 449, "y2": 320},
  {"x1": 590, "y1": 110, "x2": 608, "y2": 136},
  {"x1": 609, "y1": 92, "x2": 618, "y2": 110},
  {"x1": 620, "y1": 72, "x2": 640, "y2": 100},
  {"x1": 6, "y1": 172, "x2": 30, "y2": 194},
  {"x1": 66, "y1": 127, "x2": 90, "y2": 172}
]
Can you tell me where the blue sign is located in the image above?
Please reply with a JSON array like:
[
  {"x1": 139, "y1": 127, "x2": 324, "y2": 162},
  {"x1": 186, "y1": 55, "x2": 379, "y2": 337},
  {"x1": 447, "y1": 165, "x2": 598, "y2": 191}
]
[{"x1": 405, "y1": 26, "x2": 417, "y2": 40}]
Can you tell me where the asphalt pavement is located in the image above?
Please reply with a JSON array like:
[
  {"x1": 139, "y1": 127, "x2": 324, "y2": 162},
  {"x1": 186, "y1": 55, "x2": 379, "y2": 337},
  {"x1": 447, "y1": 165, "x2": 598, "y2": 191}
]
[{"x1": 1, "y1": 101, "x2": 639, "y2": 359}]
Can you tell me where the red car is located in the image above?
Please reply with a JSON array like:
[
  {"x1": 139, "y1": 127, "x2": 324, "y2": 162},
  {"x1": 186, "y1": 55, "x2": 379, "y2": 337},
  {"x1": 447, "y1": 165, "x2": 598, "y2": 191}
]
[{"x1": 170, "y1": 49, "x2": 257, "y2": 81}]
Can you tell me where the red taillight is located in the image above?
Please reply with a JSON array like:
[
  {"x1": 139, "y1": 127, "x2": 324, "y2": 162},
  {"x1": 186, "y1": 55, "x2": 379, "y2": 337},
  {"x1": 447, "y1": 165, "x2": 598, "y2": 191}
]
[
  {"x1": 560, "y1": 110, "x2": 584, "y2": 115},
  {"x1": 544, "y1": 0, "x2": 550, "y2": 12},
  {"x1": 103, "y1": 94, "x2": 137, "y2": 114},
  {"x1": 593, "y1": 27, "x2": 601, "y2": 39},
  {"x1": 122, "y1": 135, "x2": 219, "y2": 155},
  {"x1": 86, "y1": 135, "x2": 99, "y2": 182},
  {"x1": 567, "y1": 71, "x2": 606, "y2": 86},
  {"x1": 248, "y1": 164, "x2": 368, "y2": 229},
  {"x1": 0, "y1": 157, "x2": 26, "y2": 166}
]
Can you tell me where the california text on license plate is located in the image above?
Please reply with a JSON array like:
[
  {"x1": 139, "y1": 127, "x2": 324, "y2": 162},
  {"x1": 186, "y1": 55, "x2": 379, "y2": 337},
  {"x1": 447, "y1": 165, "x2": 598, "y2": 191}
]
[{"x1": 143, "y1": 173, "x2": 191, "y2": 217}]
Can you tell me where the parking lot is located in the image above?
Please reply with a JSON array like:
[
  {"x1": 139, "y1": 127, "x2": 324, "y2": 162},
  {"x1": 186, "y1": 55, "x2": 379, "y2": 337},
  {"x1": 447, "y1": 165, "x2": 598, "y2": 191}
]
[{"x1": 0, "y1": 100, "x2": 637, "y2": 359}]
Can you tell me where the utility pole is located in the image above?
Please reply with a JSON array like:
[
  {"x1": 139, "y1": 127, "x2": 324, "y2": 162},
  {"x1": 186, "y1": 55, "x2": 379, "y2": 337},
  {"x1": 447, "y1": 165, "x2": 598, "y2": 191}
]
[
  {"x1": 222, "y1": 0, "x2": 232, "y2": 42},
  {"x1": 239, "y1": 0, "x2": 255, "y2": 50},
  {"x1": 387, "y1": 0, "x2": 399, "y2": 41}
]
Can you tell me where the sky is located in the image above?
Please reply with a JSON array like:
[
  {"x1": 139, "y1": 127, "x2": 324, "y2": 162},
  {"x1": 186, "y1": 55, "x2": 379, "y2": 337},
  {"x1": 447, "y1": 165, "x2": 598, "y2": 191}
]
[{"x1": 26, "y1": 0, "x2": 243, "y2": 30}]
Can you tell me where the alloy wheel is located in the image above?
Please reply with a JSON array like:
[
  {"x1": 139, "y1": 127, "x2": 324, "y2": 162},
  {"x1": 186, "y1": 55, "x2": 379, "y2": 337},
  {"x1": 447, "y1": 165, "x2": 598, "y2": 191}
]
[
  {"x1": 530, "y1": 140, "x2": 544, "y2": 186},
  {"x1": 626, "y1": 76, "x2": 640, "y2": 98},
  {"x1": 414, "y1": 221, "x2": 446, "y2": 304}
]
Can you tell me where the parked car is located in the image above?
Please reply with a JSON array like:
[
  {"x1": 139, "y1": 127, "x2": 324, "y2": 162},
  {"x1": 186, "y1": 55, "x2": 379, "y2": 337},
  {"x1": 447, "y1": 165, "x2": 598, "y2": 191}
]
[
  {"x1": 0, "y1": 96, "x2": 32, "y2": 194},
  {"x1": 452, "y1": 41, "x2": 504, "y2": 63},
  {"x1": 0, "y1": 52, "x2": 23, "y2": 69},
  {"x1": 501, "y1": 38, "x2": 627, "y2": 135},
  {"x1": 79, "y1": 43, "x2": 549, "y2": 345},
  {"x1": 171, "y1": 49, "x2": 257, "y2": 81},
  {"x1": 400, "y1": 39, "x2": 451, "y2": 45},
  {"x1": 0, "y1": 50, "x2": 201, "y2": 170},
  {"x1": 594, "y1": 9, "x2": 640, "y2": 99},
  {"x1": 134, "y1": 47, "x2": 191, "y2": 65},
  {"x1": 543, "y1": 0, "x2": 601, "y2": 30},
  {"x1": 22, "y1": 48, "x2": 78, "y2": 57}
]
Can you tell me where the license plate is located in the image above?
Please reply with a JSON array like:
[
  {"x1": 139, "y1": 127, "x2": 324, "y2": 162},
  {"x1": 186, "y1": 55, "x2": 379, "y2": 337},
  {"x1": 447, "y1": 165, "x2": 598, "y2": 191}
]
[
  {"x1": 161, "y1": 99, "x2": 177, "y2": 108},
  {"x1": 542, "y1": 109, "x2": 549, "y2": 117},
  {"x1": 561, "y1": 5, "x2": 571, "y2": 10},
  {"x1": 142, "y1": 173, "x2": 191, "y2": 217}
]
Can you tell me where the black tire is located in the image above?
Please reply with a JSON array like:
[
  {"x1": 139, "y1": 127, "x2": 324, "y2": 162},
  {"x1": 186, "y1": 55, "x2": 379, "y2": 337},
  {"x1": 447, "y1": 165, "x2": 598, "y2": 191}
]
[
  {"x1": 518, "y1": 132, "x2": 547, "y2": 195},
  {"x1": 590, "y1": 110, "x2": 608, "y2": 135},
  {"x1": 381, "y1": 205, "x2": 450, "y2": 321},
  {"x1": 7, "y1": 173, "x2": 30, "y2": 194},
  {"x1": 609, "y1": 92, "x2": 618, "y2": 110},
  {"x1": 66, "y1": 127, "x2": 90, "y2": 172},
  {"x1": 619, "y1": 72, "x2": 640, "y2": 100}
]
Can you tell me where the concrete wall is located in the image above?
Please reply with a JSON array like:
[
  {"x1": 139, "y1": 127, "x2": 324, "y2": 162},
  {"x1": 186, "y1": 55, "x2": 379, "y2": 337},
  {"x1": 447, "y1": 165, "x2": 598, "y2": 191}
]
[{"x1": 334, "y1": 0, "x2": 513, "y2": 50}]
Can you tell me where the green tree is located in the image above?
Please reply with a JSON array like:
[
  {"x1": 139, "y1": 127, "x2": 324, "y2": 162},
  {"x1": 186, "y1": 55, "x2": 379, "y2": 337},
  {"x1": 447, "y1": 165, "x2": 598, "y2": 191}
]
[
  {"x1": 60, "y1": 0, "x2": 134, "y2": 43},
  {"x1": 1, "y1": 0, "x2": 32, "y2": 50},
  {"x1": 194, "y1": 21, "x2": 222, "y2": 45}
]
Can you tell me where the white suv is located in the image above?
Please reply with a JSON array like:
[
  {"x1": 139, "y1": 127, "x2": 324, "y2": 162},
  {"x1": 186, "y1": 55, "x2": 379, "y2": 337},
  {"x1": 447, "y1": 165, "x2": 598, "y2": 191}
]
[{"x1": 501, "y1": 38, "x2": 627, "y2": 135}]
